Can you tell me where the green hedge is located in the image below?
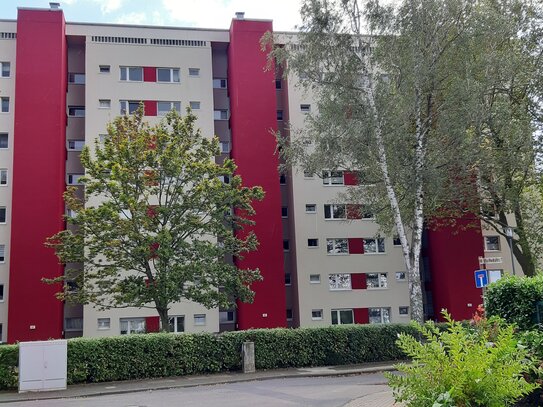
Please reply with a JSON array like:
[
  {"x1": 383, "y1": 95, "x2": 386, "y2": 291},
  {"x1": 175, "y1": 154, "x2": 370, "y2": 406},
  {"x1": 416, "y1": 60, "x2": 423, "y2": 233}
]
[
  {"x1": 0, "y1": 323, "x2": 418, "y2": 389},
  {"x1": 485, "y1": 275, "x2": 543, "y2": 331}
]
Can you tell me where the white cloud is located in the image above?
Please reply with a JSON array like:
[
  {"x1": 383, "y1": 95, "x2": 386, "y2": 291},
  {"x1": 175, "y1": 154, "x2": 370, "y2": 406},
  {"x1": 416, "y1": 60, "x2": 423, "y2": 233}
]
[
  {"x1": 161, "y1": 0, "x2": 303, "y2": 31},
  {"x1": 115, "y1": 11, "x2": 147, "y2": 24},
  {"x1": 93, "y1": 0, "x2": 124, "y2": 14}
]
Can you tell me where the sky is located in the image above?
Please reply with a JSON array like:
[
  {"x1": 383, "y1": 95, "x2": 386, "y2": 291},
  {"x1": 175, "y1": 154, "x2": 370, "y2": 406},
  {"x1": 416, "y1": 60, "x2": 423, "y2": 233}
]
[{"x1": 0, "y1": 0, "x2": 304, "y2": 31}]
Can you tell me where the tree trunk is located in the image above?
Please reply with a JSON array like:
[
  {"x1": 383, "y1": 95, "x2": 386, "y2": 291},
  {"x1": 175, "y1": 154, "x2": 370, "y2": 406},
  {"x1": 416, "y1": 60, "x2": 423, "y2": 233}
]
[{"x1": 157, "y1": 307, "x2": 170, "y2": 332}]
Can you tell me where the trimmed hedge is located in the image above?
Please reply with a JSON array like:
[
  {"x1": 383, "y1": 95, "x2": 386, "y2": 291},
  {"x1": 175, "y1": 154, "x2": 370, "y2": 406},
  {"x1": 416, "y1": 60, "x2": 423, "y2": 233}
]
[
  {"x1": 486, "y1": 275, "x2": 543, "y2": 331},
  {"x1": 0, "y1": 323, "x2": 418, "y2": 389}
]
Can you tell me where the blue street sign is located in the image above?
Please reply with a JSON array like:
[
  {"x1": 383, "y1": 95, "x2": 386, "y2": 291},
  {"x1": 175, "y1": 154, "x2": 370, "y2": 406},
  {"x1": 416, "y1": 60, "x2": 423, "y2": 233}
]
[{"x1": 475, "y1": 269, "x2": 489, "y2": 288}]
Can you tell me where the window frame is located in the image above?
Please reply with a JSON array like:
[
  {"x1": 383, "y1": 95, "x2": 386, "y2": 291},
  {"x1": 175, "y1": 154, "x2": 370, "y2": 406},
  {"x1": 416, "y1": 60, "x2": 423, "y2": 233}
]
[
  {"x1": 214, "y1": 110, "x2": 229, "y2": 120},
  {"x1": 307, "y1": 238, "x2": 319, "y2": 248},
  {"x1": 399, "y1": 306, "x2": 409, "y2": 317},
  {"x1": 189, "y1": 101, "x2": 201, "y2": 110},
  {"x1": 0, "y1": 133, "x2": 7, "y2": 149},
  {"x1": 119, "y1": 100, "x2": 141, "y2": 115},
  {"x1": 395, "y1": 271, "x2": 407, "y2": 282},
  {"x1": 219, "y1": 310, "x2": 235, "y2": 323},
  {"x1": 97, "y1": 318, "x2": 111, "y2": 330},
  {"x1": 328, "y1": 273, "x2": 352, "y2": 291},
  {"x1": 305, "y1": 204, "x2": 316, "y2": 213},
  {"x1": 213, "y1": 78, "x2": 227, "y2": 88},
  {"x1": 285, "y1": 273, "x2": 291, "y2": 286},
  {"x1": 68, "y1": 106, "x2": 85, "y2": 117},
  {"x1": 331, "y1": 309, "x2": 354, "y2": 325},
  {"x1": 67, "y1": 174, "x2": 84, "y2": 185},
  {"x1": 363, "y1": 238, "x2": 386, "y2": 254},
  {"x1": 0, "y1": 245, "x2": 5, "y2": 263},
  {"x1": 0, "y1": 207, "x2": 6, "y2": 224},
  {"x1": 68, "y1": 72, "x2": 85, "y2": 84},
  {"x1": 157, "y1": 67, "x2": 180, "y2": 83},
  {"x1": 157, "y1": 101, "x2": 181, "y2": 116},
  {"x1": 484, "y1": 236, "x2": 501, "y2": 251},
  {"x1": 0, "y1": 169, "x2": 7, "y2": 186},
  {"x1": 67, "y1": 140, "x2": 85, "y2": 151},
  {"x1": 1, "y1": 62, "x2": 10, "y2": 78},
  {"x1": 188, "y1": 67, "x2": 200, "y2": 77},
  {"x1": 99, "y1": 99, "x2": 111, "y2": 109},
  {"x1": 309, "y1": 274, "x2": 321, "y2": 284},
  {"x1": 99, "y1": 65, "x2": 111, "y2": 74},
  {"x1": 120, "y1": 66, "x2": 143, "y2": 82},
  {"x1": 300, "y1": 104, "x2": 311, "y2": 113},
  {"x1": 168, "y1": 315, "x2": 185, "y2": 333},
  {"x1": 194, "y1": 314, "x2": 206, "y2": 326},
  {"x1": 1, "y1": 97, "x2": 9, "y2": 113},
  {"x1": 369, "y1": 307, "x2": 391, "y2": 324},
  {"x1": 366, "y1": 272, "x2": 388, "y2": 289},
  {"x1": 120, "y1": 317, "x2": 146, "y2": 335},
  {"x1": 322, "y1": 170, "x2": 344, "y2": 186},
  {"x1": 326, "y1": 238, "x2": 349, "y2": 255},
  {"x1": 311, "y1": 309, "x2": 323, "y2": 320},
  {"x1": 324, "y1": 204, "x2": 347, "y2": 220}
]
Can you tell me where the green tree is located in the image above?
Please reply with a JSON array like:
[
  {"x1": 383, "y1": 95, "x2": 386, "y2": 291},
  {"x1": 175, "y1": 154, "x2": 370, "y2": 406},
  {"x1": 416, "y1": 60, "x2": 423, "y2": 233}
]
[{"x1": 46, "y1": 107, "x2": 264, "y2": 331}]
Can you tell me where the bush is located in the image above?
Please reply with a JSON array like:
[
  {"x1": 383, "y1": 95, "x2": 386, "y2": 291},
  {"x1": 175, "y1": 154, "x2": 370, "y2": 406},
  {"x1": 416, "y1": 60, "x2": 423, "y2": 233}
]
[
  {"x1": 0, "y1": 345, "x2": 18, "y2": 389},
  {"x1": 386, "y1": 312, "x2": 537, "y2": 407},
  {"x1": 485, "y1": 275, "x2": 543, "y2": 331}
]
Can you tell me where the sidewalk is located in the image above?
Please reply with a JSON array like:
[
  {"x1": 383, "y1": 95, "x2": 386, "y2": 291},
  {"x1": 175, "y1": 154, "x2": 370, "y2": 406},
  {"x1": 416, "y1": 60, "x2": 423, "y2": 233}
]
[{"x1": 0, "y1": 361, "x2": 402, "y2": 406}]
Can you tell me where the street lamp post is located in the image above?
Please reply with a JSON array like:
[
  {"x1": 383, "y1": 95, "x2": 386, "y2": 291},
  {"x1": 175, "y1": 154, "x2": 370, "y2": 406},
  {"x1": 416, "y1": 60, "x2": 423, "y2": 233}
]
[{"x1": 504, "y1": 226, "x2": 516, "y2": 276}]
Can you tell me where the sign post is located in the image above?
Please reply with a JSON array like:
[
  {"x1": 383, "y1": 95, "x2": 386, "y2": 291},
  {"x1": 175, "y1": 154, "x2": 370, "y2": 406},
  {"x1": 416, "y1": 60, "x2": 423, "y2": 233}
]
[{"x1": 474, "y1": 269, "x2": 489, "y2": 289}]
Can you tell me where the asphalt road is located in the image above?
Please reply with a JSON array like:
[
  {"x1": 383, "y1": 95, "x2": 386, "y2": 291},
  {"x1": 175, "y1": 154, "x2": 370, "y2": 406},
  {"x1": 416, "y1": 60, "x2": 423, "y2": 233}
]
[{"x1": 6, "y1": 373, "x2": 390, "y2": 407}]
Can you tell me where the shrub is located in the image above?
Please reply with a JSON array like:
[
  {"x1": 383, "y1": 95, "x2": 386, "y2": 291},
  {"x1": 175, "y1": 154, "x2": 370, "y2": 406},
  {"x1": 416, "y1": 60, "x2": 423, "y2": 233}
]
[
  {"x1": 0, "y1": 345, "x2": 18, "y2": 389},
  {"x1": 485, "y1": 275, "x2": 543, "y2": 331},
  {"x1": 386, "y1": 312, "x2": 537, "y2": 407}
]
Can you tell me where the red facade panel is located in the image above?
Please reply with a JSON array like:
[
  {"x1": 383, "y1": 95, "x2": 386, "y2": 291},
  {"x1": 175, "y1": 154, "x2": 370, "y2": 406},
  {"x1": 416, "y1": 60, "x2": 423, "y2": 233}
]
[
  {"x1": 228, "y1": 19, "x2": 286, "y2": 329},
  {"x1": 144, "y1": 100, "x2": 157, "y2": 116},
  {"x1": 145, "y1": 316, "x2": 160, "y2": 332},
  {"x1": 143, "y1": 66, "x2": 156, "y2": 82},
  {"x1": 348, "y1": 238, "x2": 364, "y2": 254},
  {"x1": 8, "y1": 9, "x2": 67, "y2": 343},
  {"x1": 344, "y1": 171, "x2": 358, "y2": 186},
  {"x1": 346, "y1": 204, "x2": 362, "y2": 220},
  {"x1": 351, "y1": 273, "x2": 367, "y2": 289},
  {"x1": 353, "y1": 308, "x2": 369, "y2": 324}
]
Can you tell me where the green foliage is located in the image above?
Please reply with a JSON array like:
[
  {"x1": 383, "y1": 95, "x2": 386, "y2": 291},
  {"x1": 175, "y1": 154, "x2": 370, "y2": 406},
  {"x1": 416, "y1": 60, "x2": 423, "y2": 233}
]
[
  {"x1": 386, "y1": 313, "x2": 537, "y2": 407},
  {"x1": 45, "y1": 106, "x2": 264, "y2": 329},
  {"x1": 0, "y1": 346, "x2": 18, "y2": 389},
  {"x1": 485, "y1": 275, "x2": 543, "y2": 331}
]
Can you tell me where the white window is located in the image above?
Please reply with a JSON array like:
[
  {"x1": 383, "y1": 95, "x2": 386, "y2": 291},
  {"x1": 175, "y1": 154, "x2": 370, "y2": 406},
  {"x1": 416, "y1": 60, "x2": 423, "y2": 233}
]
[
  {"x1": 0, "y1": 207, "x2": 6, "y2": 223},
  {"x1": 67, "y1": 140, "x2": 85, "y2": 151},
  {"x1": 363, "y1": 238, "x2": 385, "y2": 254},
  {"x1": 285, "y1": 273, "x2": 291, "y2": 286},
  {"x1": 120, "y1": 66, "x2": 143, "y2": 81},
  {"x1": 1, "y1": 62, "x2": 10, "y2": 78},
  {"x1": 189, "y1": 101, "x2": 201, "y2": 110},
  {"x1": 99, "y1": 65, "x2": 110, "y2": 73},
  {"x1": 168, "y1": 315, "x2": 185, "y2": 332},
  {"x1": 99, "y1": 99, "x2": 111, "y2": 109},
  {"x1": 324, "y1": 204, "x2": 346, "y2": 220},
  {"x1": 157, "y1": 101, "x2": 181, "y2": 116},
  {"x1": 0, "y1": 133, "x2": 7, "y2": 149},
  {"x1": 0, "y1": 245, "x2": 5, "y2": 262},
  {"x1": 399, "y1": 306, "x2": 409, "y2": 316},
  {"x1": 120, "y1": 100, "x2": 140, "y2": 115},
  {"x1": 214, "y1": 110, "x2": 228, "y2": 120},
  {"x1": 281, "y1": 206, "x2": 288, "y2": 218},
  {"x1": 219, "y1": 311, "x2": 235, "y2": 323},
  {"x1": 311, "y1": 309, "x2": 323, "y2": 320},
  {"x1": 286, "y1": 309, "x2": 293, "y2": 321},
  {"x1": 326, "y1": 238, "x2": 348, "y2": 255},
  {"x1": 310, "y1": 274, "x2": 321, "y2": 284},
  {"x1": 485, "y1": 236, "x2": 500, "y2": 251},
  {"x1": 194, "y1": 314, "x2": 206, "y2": 326},
  {"x1": 120, "y1": 317, "x2": 146, "y2": 334},
  {"x1": 0, "y1": 169, "x2": 7, "y2": 186},
  {"x1": 157, "y1": 68, "x2": 180, "y2": 83},
  {"x1": 213, "y1": 78, "x2": 227, "y2": 88},
  {"x1": 303, "y1": 170, "x2": 314, "y2": 178},
  {"x1": 331, "y1": 309, "x2": 354, "y2": 325},
  {"x1": 308, "y1": 238, "x2": 319, "y2": 248},
  {"x1": 220, "y1": 141, "x2": 230, "y2": 153},
  {"x1": 0, "y1": 284, "x2": 4, "y2": 301},
  {"x1": 369, "y1": 307, "x2": 391, "y2": 324},
  {"x1": 67, "y1": 174, "x2": 84, "y2": 185},
  {"x1": 322, "y1": 170, "x2": 344, "y2": 185},
  {"x1": 395, "y1": 271, "x2": 407, "y2": 281},
  {"x1": 65, "y1": 317, "x2": 83, "y2": 331},
  {"x1": 1, "y1": 97, "x2": 9, "y2": 113},
  {"x1": 305, "y1": 204, "x2": 316, "y2": 213},
  {"x1": 97, "y1": 318, "x2": 110, "y2": 330},
  {"x1": 367, "y1": 272, "x2": 388, "y2": 289},
  {"x1": 300, "y1": 104, "x2": 311, "y2": 113},
  {"x1": 68, "y1": 73, "x2": 85, "y2": 84},
  {"x1": 329, "y1": 273, "x2": 351, "y2": 290},
  {"x1": 188, "y1": 68, "x2": 200, "y2": 77},
  {"x1": 68, "y1": 106, "x2": 85, "y2": 117}
]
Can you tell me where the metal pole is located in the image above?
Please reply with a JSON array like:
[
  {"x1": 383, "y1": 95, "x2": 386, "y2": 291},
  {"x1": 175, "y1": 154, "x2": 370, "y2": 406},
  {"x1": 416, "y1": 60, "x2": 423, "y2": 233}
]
[{"x1": 507, "y1": 235, "x2": 516, "y2": 276}]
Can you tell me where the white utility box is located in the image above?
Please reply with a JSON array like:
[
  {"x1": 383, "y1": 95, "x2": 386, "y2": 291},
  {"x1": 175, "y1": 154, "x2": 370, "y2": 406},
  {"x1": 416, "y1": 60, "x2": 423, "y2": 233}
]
[{"x1": 18, "y1": 340, "x2": 67, "y2": 393}]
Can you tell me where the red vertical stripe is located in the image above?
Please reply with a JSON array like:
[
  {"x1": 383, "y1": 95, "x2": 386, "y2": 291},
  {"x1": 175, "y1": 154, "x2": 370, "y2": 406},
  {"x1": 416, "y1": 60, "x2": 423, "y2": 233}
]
[
  {"x1": 344, "y1": 171, "x2": 358, "y2": 185},
  {"x1": 353, "y1": 308, "x2": 369, "y2": 324},
  {"x1": 351, "y1": 273, "x2": 367, "y2": 289},
  {"x1": 347, "y1": 204, "x2": 362, "y2": 219},
  {"x1": 143, "y1": 66, "x2": 156, "y2": 82},
  {"x1": 145, "y1": 316, "x2": 160, "y2": 332},
  {"x1": 144, "y1": 100, "x2": 157, "y2": 116},
  {"x1": 348, "y1": 238, "x2": 364, "y2": 254}
]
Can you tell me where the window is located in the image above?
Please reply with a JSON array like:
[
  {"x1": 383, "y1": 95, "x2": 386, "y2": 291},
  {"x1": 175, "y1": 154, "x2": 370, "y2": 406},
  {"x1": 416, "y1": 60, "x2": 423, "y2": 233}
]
[
  {"x1": 188, "y1": 68, "x2": 200, "y2": 76},
  {"x1": 281, "y1": 206, "x2": 288, "y2": 218},
  {"x1": 283, "y1": 239, "x2": 290, "y2": 252},
  {"x1": 308, "y1": 238, "x2": 319, "y2": 248},
  {"x1": 369, "y1": 307, "x2": 391, "y2": 324},
  {"x1": 214, "y1": 110, "x2": 228, "y2": 120},
  {"x1": 275, "y1": 79, "x2": 282, "y2": 89},
  {"x1": 395, "y1": 271, "x2": 407, "y2": 281},
  {"x1": 305, "y1": 204, "x2": 316, "y2": 213},
  {"x1": 324, "y1": 204, "x2": 346, "y2": 220},
  {"x1": 0, "y1": 284, "x2": 4, "y2": 301},
  {"x1": 68, "y1": 73, "x2": 85, "y2": 84},
  {"x1": 0, "y1": 133, "x2": 7, "y2": 149},
  {"x1": 213, "y1": 78, "x2": 227, "y2": 88},
  {"x1": 279, "y1": 174, "x2": 287, "y2": 185},
  {"x1": 361, "y1": 210, "x2": 374, "y2": 219},
  {"x1": 99, "y1": 65, "x2": 110, "y2": 73},
  {"x1": 310, "y1": 274, "x2": 321, "y2": 283},
  {"x1": 363, "y1": 238, "x2": 385, "y2": 254},
  {"x1": 67, "y1": 174, "x2": 84, "y2": 185},
  {"x1": 220, "y1": 141, "x2": 230, "y2": 153},
  {"x1": 322, "y1": 170, "x2": 344, "y2": 185},
  {"x1": 219, "y1": 175, "x2": 230, "y2": 184},
  {"x1": 329, "y1": 273, "x2": 351, "y2": 290},
  {"x1": 303, "y1": 170, "x2": 314, "y2": 178},
  {"x1": 157, "y1": 101, "x2": 181, "y2": 115},
  {"x1": 157, "y1": 68, "x2": 180, "y2": 83},
  {"x1": 219, "y1": 311, "x2": 235, "y2": 323},
  {"x1": 286, "y1": 309, "x2": 293, "y2": 321},
  {"x1": 0, "y1": 323, "x2": 3, "y2": 343},
  {"x1": 0, "y1": 169, "x2": 7, "y2": 185},
  {"x1": 65, "y1": 317, "x2": 83, "y2": 331},
  {"x1": 0, "y1": 207, "x2": 6, "y2": 223},
  {"x1": 326, "y1": 238, "x2": 348, "y2": 255},
  {"x1": 168, "y1": 315, "x2": 185, "y2": 332},
  {"x1": 189, "y1": 101, "x2": 201, "y2": 110},
  {"x1": 311, "y1": 309, "x2": 323, "y2": 320},
  {"x1": 277, "y1": 110, "x2": 283, "y2": 120},
  {"x1": 0, "y1": 245, "x2": 4, "y2": 262},
  {"x1": 120, "y1": 100, "x2": 140, "y2": 115},
  {"x1": 300, "y1": 104, "x2": 311, "y2": 113},
  {"x1": 1, "y1": 62, "x2": 10, "y2": 78},
  {"x1": 393, "y1": 235, "x2": 402, "y2": 246},
  {"x1": 194, "y1": 314, "x2": 206, "y2": 326},
  {"x1": 68, "y1": 106, "x2": 85, "y2": 117},
  {"x1": 99, "y1": 99, "x2": 111, "y2": 109},
  {"x1": 285, "y1": 273, "x2": 291, "y2": 286},
  {"x1": 120, "y1": 66, "x2": 143, "y2": 81},
  {"x1": 399, "y1": 306, "x2": 409, "y2": 316},
  {"x1": 331, "y1": 309, "x2": 354, "y2": 325},
  {"x1": 367, "y1": 272, "x2": 388, "y2": 289},
  {"x1": 97, "y1": 318, "x2": 110, "y2": 330},
  {"x1": 67, "y1": 140, "x2": 85, "y2": 151},
  {"x1": 1, "y1": 97, "x2": 9, "y2": 113},
  {"x1": 485, "y1": 236, "x2": 500, "y2": 251},
  {"x1": 120, "y1": 317, "x2": 146, "y2": 334}
]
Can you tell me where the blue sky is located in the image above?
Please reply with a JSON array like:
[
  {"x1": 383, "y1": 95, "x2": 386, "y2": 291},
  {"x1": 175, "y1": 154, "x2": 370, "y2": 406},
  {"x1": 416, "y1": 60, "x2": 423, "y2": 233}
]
[{"x1": 0, "y1": 0, "x2": 303, "y2": 31}]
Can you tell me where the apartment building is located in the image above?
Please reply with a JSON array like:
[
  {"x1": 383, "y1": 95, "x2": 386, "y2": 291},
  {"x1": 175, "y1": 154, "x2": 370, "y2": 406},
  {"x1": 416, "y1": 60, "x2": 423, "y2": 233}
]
[{"x1": 0, "y1": 6, "x2": 520, "y2": 343}]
